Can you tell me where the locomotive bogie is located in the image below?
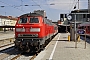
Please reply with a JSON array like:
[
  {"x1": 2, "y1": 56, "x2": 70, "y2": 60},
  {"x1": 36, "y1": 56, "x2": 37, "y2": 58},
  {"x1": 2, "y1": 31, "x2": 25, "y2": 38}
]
[{"x1": 15, "y1": 38, "x2": 45, "y2": 52}]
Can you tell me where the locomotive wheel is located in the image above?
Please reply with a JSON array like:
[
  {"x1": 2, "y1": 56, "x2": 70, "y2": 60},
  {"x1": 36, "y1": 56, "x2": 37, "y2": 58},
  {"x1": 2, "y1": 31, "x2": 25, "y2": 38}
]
[
  {"x1": 26, "y1": 49, "x2": 30, "y2": 52},
  {"x1": 49, "y1": 37, "x2": 52, "y2": 40},
  {"x1": 35, "y1": 47, "x2": 38, "y2": 52},
  {"x1": 35, "y1": 42, "x2": 40, "y2": 52},
  {"x1": 45, "y1": 40, "x2": 49, "y2": 46},
  {"x1": 40, "y1": 44, "x2": 44, "y2": 50}
]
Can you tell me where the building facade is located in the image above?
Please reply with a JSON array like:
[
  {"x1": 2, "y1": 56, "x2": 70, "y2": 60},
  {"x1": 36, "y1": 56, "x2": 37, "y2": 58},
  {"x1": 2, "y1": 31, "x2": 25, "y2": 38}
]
[
  {"x1": 70, "y1": 9, "x2": 90, "y2": 23},
  {"x1": 0, "y1": 15, "x2": 17, "y2": 31},
  {"x1": 0, "y1": 16, "x2": 17, "y2": 26}
]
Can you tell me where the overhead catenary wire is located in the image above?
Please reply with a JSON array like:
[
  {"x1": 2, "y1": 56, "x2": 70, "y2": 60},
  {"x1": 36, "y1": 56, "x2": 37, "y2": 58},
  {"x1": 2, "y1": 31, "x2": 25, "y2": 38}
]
[
  {"x1": 0, "y1": 0, "x2": 88, "y2": 21},
  {"x1": 31, "y1": 0, "x2": 42, "y2": 9},
  {"x1": 21, "y1": 0, "x2": 23, "y2": 11},
  {"x1": 0, "y1": 0, "x2": 25, "y2": 13}
]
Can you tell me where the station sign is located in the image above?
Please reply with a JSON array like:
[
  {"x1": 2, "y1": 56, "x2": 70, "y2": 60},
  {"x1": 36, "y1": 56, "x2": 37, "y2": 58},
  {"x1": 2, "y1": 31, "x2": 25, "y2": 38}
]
[{"x1": 77, "y1": 29, "x2": 85, "y2": 34}]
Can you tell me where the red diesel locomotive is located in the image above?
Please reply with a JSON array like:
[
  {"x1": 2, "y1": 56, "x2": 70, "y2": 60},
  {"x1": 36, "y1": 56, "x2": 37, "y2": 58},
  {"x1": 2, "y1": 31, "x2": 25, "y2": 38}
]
[{"x1": 14, "y1": 10, "x2": 58, "y2": 52}]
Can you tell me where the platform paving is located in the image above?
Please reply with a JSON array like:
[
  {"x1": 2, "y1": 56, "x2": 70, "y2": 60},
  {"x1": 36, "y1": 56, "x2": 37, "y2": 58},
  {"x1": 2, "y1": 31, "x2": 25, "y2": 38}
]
[
  {"x1": 0, "y1": 31, "x2": 15, "y2": 51},
  {"x1": 35, "y1": 33, "x2": 90, "y2": 60},
  {"x1": 0, "y1": 31, "x2": 14, "y2": 40}
]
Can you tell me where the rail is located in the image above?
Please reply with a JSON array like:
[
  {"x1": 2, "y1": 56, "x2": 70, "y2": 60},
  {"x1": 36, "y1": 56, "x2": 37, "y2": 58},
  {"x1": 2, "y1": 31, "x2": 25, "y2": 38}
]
[{"x1": 0, "y1": 38, "x2": 15, "y2": 47}]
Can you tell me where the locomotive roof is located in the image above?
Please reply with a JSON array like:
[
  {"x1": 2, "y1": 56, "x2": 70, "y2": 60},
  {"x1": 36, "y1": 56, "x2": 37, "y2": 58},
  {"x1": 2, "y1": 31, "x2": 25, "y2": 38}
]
[{"x1": 20, "y1": 12, "x2": 44, "y2": 17}]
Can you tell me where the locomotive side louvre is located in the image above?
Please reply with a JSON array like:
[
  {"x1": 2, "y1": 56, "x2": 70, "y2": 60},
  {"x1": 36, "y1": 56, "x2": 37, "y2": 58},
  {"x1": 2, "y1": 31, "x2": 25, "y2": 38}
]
[{"x1": 43, "y1": 18, "x2": 54, "y2": 39}]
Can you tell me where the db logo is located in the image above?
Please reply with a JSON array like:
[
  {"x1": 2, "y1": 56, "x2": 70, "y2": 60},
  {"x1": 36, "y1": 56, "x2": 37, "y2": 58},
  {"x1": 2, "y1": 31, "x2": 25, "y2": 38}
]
[{"x1": 26, "y1": 28, "x2": 29, "y2": 32}]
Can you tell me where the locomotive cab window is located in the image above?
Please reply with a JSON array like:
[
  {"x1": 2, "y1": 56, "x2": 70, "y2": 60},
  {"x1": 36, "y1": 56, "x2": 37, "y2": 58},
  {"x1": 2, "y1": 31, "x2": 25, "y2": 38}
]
[
  {"x1": 30, "y1": 17, "x2": 39, "y2": 23},
  {"x1": 18, "y1": 18, "x2": 28, "y2": 23}
]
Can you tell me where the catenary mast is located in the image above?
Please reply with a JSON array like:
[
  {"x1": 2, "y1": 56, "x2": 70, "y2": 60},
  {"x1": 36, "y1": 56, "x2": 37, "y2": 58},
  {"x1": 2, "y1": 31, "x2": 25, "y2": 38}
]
[{"x1": 88, "y1": 0, "x2": 90, "y2": 13}]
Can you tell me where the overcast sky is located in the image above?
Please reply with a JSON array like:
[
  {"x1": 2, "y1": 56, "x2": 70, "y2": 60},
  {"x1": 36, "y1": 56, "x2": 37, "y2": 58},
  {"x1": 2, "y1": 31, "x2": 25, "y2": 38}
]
[{"x1": 0, "y1": 0, "x2": 88, "y2": 22}]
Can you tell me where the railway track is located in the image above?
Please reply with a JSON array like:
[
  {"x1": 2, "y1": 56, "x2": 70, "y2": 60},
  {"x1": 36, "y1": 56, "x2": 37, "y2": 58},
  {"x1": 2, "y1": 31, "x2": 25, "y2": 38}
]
[
  {"x1": 0, "y1": 38, "x2": 15, "y2": 52},
  {"x1": 0, "y1": 34, "x2": 57, "y2": 60},
  {"x1": 10, "y1": 53, "x2": 36, "y2": 60},
  {"x1": 0, "y1": 42, "x2": 42, "y2": 60},
  {"x1": 2, "y1": 52, "x2": 39, "y2": 60},
  {"x1": 0, "y1": 43, "x2": 51, "y2": 60},
  {"x1": 11, "y1": 54, "x2": 22, "y2": 60},
  {"x1": 0, "y1": 43, "x2": 14, "y2": 48},
  {"x1": 9, "y1": 39, "x2": 51, "y2": 60},
  {"x1": 10, "y1": 51, "x2": 40, "y2": 60},
  {"x1": 0, "y1": 38, "x2": 14, "y2": 49},
  {"x1": 80, "y1": 35, "x2": 90, "y2": 43},
  {"x1": 0, "y1": 46, "x2": 15, "y2": 60},
  {"x1": 0, "y1": 38, "x2": 14, "y2": 45}
]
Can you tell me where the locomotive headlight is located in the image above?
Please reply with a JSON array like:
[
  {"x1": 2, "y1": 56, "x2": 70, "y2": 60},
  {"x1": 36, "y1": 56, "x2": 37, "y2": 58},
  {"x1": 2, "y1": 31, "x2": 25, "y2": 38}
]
[
  {"x1": 16, "y1": 28, "x2": 25, "y2": 32},
  {"x1": 30, "y1": 28, "x2": 40, "y2": 32}
]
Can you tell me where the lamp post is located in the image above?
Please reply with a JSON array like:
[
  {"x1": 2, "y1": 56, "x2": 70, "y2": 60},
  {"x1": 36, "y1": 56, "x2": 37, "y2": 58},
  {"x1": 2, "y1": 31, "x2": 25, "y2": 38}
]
[
  {"x1": 75, "y1": 14, "x2": 77, "y2": 48},
  {"x1": 74, "y1": 0, "x2": 79, "y2": 48},
  {"x1": 78, "y1": 0, "x2": 79, "y2": 12}
]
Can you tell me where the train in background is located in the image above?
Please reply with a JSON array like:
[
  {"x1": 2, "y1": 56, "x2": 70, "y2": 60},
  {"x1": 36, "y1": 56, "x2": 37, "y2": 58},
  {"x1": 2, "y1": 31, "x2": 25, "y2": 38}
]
[
  {"x1": 14, "y1": 10, "x2": 58, "y2": 52},
  {"x1": 77, "y1": 22, "x2": 90, "y2": 36}
]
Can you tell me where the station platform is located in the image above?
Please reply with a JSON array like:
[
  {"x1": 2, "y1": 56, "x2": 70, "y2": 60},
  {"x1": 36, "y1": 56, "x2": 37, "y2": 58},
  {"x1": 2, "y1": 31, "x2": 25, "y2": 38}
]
[
  {"x1": 0, "y1": 31, "x2": 14, "y2": 40},
  {"x1": 35, "y1": 33, "x2": 90, "y2": 60}
]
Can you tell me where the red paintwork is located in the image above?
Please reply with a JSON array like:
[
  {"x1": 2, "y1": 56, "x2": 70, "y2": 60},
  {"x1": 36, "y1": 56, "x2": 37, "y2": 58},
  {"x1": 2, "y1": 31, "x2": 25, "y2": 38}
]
[{"x1": 15, "y1": 16, "x2": 57, "y2": 39}]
